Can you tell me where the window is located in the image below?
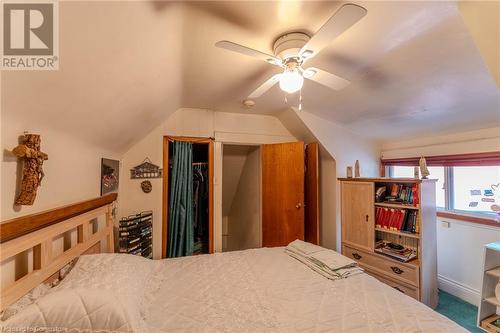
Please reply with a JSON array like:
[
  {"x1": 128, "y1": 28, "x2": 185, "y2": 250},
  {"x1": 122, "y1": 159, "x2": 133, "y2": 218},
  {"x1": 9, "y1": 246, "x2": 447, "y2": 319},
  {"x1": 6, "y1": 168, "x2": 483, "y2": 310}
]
[
  {"x1": 452, "y1": 166, "x2": 500, "y2": 213},
  {"x1": 390, "y1": 166, "x2": 445, "y2": 208},
  {"x1": 389, "y1": 165, "x2": 500, "y2": 216}
]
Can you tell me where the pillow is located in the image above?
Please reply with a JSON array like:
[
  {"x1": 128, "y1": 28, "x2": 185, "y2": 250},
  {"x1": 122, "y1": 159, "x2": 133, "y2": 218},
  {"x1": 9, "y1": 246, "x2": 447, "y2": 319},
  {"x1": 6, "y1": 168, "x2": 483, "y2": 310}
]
[
  {"x1": 52, "y1": 253, "x2": 157, "y2": 317},
  {"x1": 0, "y1": 258, "x2": 79, "y2": 321},
  {"x1": 0, "y1": 288, "x2": 148, "y2": 333},
  {"x1": 0, "y1": 283, "x2": 51, "y2": 321}
]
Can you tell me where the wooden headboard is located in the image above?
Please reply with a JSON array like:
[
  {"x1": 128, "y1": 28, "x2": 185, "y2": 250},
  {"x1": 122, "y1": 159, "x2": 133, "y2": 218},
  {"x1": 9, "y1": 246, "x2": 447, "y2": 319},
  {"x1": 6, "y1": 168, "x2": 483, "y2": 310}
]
[{"x1": 0, "y1": 193, "x2": 117, "y2": 311}]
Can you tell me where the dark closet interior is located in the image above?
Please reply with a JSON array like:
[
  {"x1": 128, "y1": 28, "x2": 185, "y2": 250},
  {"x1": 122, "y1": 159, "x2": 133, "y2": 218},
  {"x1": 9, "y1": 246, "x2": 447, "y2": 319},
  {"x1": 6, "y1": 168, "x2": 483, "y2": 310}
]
[{"x1": 164, "y1": 138, "x2": 212, "y2": 258}]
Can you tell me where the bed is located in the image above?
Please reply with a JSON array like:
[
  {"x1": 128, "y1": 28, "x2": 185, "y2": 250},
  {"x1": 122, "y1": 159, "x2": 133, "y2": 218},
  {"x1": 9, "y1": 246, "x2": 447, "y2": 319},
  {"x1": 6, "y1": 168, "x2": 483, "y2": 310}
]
[{"x1": 0, "y1": 196, "x2": 466, "y2": 332}]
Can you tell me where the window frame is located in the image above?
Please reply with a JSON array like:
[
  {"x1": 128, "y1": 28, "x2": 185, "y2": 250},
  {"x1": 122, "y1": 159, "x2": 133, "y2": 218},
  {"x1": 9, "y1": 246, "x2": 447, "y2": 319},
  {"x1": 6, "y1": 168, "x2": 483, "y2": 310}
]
[{"x1": 387, "y1": 165, "x2": 499, "y2": 219}]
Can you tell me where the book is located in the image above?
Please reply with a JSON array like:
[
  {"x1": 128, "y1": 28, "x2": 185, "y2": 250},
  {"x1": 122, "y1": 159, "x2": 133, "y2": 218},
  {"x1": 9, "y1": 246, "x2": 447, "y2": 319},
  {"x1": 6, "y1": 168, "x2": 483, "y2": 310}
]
[{"x1": 375, "y1": 207, "x2": 418, "y2": 235}]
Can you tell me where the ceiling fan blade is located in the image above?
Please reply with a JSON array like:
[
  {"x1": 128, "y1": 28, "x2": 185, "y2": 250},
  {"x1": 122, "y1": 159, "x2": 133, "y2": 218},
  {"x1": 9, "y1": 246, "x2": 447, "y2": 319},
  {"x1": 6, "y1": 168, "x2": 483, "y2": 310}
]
[
  {"x1": 299, "y1": 4, "x2": 367, "y2": 61},
  {"x1": 304, "y1": 67, "x2": 350, "y2": 90},
  {"x1": 215, "y1": 40, "x2": 282, "y2": 66},
  {"x1": 248, "y1": 74, "x2": 281, "y2": 98}
]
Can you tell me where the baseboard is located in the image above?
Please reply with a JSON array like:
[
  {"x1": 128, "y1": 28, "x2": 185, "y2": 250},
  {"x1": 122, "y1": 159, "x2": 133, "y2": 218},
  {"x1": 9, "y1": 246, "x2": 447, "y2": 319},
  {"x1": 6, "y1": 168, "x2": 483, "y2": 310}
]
[{"x1": 438, "y1": 274, "x2": 480, "y2": 306}]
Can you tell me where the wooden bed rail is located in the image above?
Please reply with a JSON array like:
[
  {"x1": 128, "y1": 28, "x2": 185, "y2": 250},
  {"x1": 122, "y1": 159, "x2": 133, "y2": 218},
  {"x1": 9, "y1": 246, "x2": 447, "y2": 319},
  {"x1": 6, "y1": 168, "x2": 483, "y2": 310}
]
[
  {"x1": 0, "y1": 193, "x2": 117, "y2": 243},
  {"x1": 0, "y1": 194, "x2": 117, "y2": 311}
]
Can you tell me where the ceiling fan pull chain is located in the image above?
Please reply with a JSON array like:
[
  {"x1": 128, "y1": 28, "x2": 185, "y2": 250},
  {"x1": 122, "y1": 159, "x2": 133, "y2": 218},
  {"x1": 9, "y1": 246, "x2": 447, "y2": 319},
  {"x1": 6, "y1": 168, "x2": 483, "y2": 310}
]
[{"x1": 299, "y1": 90, "x2": 303, "y2": 111}]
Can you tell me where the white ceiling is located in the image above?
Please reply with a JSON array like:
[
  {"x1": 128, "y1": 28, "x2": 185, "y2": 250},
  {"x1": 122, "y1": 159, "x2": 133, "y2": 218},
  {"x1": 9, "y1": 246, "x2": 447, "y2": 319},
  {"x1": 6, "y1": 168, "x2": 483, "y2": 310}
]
[{"x1": 2, "y1": 1, "x2": 499, "y2": 153}]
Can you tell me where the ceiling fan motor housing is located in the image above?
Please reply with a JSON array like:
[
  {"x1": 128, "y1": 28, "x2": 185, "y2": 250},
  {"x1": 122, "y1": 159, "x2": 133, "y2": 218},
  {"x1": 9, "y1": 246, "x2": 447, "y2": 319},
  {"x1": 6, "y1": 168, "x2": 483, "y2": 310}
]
[{"x1": 273, "y1": 32, "x2": 310, "y2": 60}]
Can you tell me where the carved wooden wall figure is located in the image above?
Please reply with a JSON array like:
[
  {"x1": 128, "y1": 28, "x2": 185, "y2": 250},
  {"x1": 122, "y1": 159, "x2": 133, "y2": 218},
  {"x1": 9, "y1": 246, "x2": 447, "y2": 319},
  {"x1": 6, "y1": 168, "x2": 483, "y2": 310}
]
[{"x1": 12, "y1": 134, "x2": 48, "y2": 205}]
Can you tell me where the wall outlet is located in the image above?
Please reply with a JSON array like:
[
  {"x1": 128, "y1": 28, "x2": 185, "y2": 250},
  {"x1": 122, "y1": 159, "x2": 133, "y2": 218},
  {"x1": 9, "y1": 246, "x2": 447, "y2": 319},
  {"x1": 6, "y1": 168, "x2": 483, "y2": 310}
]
[{"x1": 441, "y1": 221, "x2": 450, "y2": 228}]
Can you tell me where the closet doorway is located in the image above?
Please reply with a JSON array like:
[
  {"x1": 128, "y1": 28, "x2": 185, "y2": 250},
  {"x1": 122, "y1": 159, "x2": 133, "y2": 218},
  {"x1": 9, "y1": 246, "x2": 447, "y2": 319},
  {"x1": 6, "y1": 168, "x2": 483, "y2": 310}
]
[
  {"x1": 162, "y1": 136, "x2": 214, "y2": 258},
  {"x1": 222, "y1": 144, "x2": 261, "y2": 252}
]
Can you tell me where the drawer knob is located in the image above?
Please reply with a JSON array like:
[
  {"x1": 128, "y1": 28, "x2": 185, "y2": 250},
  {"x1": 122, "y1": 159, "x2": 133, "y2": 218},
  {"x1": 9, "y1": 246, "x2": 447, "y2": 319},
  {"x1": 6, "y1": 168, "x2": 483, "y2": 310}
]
[
  {"x1": 391, "y1": 266, "x2": 404, "y2": 274},
  {"x1": 394, "y1": 286, "x2": 405, "y2": 293},
  {"x1": 352, "y1": 253, "x2": 362, "y2": 260}
]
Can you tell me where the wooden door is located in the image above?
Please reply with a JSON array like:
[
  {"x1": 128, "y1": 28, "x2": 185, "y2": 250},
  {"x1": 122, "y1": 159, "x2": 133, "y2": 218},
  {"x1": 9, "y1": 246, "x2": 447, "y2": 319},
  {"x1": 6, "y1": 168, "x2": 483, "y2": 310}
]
[
  {"x1": 262, "y1": 142, "x2": 305, "y2": 247},
  {"x1": 341, "y1": 181, "x2": 374, "y2": 251},
  {"x1": 305, "y1": 143, "x2": 320, "y2": 245}
]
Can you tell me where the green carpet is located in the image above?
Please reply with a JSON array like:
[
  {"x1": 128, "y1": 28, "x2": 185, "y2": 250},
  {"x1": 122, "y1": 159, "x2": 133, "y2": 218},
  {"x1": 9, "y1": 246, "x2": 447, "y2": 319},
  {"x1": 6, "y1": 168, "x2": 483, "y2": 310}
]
[{"x1": 436, "y1": 290, "x2": 482, "y2": 332}]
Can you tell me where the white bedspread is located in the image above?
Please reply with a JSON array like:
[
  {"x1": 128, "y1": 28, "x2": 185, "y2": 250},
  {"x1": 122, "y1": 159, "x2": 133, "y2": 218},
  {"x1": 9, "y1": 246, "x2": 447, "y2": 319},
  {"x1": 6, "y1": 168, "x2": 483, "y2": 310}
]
[{"x1": 144, "y1": 247, "x2": 466, "y2": 333}]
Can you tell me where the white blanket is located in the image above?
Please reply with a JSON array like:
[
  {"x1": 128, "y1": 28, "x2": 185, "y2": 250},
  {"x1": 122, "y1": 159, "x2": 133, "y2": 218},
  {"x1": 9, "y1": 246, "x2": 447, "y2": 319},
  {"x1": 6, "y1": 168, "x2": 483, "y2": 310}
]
[
  {"x1": 144, "y1": 247, "x2": 466, "y2": 332},
  {"x1": 3, "y1": 249, "x2": 467, "y2": 333}
]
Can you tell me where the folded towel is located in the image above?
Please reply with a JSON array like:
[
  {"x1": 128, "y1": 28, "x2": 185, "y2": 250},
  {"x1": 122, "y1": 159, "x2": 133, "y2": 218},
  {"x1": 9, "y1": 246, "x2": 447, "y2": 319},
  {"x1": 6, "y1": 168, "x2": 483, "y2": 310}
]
[
  {"x1": 308, "y1": 250, "x2": 357, "y2": 271},
  {"x1": 285, "y1": 240, "x2": 363, "y2": 280},
  {"x1": 287, "y1": 239, "x2": 324, "y2": 256}
]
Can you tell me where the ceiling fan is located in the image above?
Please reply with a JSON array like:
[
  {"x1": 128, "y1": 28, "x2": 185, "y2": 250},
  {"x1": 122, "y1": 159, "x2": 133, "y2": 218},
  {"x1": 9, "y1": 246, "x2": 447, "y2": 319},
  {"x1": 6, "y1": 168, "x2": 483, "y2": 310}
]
[{"x1": 215, "y1": 3, "x2": 367, "y2": 99}]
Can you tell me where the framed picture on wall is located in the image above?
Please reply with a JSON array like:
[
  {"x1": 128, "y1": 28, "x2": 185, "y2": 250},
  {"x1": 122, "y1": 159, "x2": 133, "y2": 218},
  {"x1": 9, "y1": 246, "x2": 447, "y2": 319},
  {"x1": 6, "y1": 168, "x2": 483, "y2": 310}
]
[{"x1": 101, "y1": 158, "x2": 119, "y2": 195}]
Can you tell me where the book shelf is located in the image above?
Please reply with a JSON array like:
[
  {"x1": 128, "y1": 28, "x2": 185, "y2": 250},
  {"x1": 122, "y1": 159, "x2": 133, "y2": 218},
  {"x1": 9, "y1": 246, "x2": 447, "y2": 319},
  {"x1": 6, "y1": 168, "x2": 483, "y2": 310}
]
[
  {"x1": 375, "y1": 227, "x2": 420, "y2": 239},
  {"x1": 339, "y1": 177, "x2": 438, "y2": 308},
  {"x1": 374, "y1": 202, "x2": 420, "y2": 210},
  {"x1": 478, "y1": 242, "x2": 500, "y2": 332}
]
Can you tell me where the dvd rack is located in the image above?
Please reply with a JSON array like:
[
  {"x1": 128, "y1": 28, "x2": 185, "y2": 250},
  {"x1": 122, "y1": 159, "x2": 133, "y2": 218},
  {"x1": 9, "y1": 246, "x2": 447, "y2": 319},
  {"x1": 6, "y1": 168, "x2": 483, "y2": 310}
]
[{"x1": 119, "y1": 211, "x2": 153, "y2": 259}]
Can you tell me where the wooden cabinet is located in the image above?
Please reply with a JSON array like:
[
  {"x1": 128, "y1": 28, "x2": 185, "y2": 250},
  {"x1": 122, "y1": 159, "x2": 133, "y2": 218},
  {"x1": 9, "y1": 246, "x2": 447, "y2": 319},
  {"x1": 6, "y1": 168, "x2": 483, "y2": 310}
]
[
  {"x1": 339, "y1": 178, "x2": 438, "y2": 308},
  {"x1": 341, "y1": 181, "x2": 374, "y2": 252}
]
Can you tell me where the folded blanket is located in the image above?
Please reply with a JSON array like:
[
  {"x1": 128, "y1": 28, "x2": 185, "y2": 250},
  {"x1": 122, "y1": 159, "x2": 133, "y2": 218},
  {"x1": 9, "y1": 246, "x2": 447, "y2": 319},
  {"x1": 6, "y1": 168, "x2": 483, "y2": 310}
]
[{"x1": 285, "y1": 240, "x2": 363, "y2": 280}]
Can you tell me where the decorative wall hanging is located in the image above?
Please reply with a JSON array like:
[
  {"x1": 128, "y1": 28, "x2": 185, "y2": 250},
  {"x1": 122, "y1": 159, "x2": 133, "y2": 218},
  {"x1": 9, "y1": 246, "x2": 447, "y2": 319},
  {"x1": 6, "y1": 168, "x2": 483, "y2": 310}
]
[
  {"x1": 141, "y1": 180, "x2": 152, "y2": 193},
  {"x1": 12, "y1": 133, "x2": 48, "y2": 205},
  {"x1": 130, "y1": 158, "x2": 162, "y2": 179},
  {"x1": 101, "y1": 158, "x2": 119, "y2": 195}
]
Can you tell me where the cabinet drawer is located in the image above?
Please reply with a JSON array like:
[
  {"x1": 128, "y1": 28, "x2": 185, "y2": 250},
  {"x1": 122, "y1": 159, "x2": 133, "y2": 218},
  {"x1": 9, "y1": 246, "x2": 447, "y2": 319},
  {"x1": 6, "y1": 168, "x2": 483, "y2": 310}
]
[
  {"x1": 364, "y1": 267, "x2": 420, "y2": 301},
  {"x1": 342, "y1": 244, "x2": 419, "y2": 287}
]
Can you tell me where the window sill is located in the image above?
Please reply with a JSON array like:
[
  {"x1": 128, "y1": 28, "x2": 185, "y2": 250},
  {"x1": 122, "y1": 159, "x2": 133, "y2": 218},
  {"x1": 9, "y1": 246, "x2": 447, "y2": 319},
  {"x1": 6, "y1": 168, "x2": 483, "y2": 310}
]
[{"x1": 437, "y1": 210, "x2": 500, "y2": 227}]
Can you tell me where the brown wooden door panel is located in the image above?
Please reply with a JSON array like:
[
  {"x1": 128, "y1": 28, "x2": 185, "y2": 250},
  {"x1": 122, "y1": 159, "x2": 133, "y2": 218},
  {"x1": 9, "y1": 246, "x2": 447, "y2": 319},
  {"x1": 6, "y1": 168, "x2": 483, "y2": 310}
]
[
  {"x1": 341, "y1": 181, "x2": 374, "y2": 251},
  {"x1": 305, "y1": 142, "x2": 320, "y2": 245},
  {"x1": 262, "y1": 142, "x2": 305, "y2": 247}
]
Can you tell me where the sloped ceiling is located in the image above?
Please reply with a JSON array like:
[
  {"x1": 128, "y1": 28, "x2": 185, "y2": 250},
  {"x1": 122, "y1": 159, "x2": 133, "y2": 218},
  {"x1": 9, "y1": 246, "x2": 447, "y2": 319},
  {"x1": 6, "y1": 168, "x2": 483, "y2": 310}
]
[
  {"x1": 2, "y1": 1, "x2": 499, "y2": 154},
  {"x1": 458, "y1": 2, "x2": 500, "y2": 89}
]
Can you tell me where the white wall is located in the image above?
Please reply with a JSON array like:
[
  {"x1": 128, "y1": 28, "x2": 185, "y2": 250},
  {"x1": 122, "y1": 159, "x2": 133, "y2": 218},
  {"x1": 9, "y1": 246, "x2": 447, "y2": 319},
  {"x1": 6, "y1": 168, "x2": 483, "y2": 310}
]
[
  {"x1": 381, "y1": 125, "x2": 500, "y2": 304},
  {"x1": 1, "y1": 116, "x2": 119, "y2": 220},
  {"x1": 119, "y1": 108, "x2": 297, "y2": 258},
  {"x1": 437, "y1": 217, "x2": 500, "y2": 305},
  {"x1": 319, "y1": 146, "x2": 337, "y2": 249},
  {"x1": 225, "y1": 146, "x2": 261, "y2": 252},
  {"x1": 222, "y1": 145, "x2": 249, "y2": 251},
  {"x1": 381, "y1": 126, "x2": 500, "y2": 159},
  {"x1": 222, "y1": 145, "x2": 250, "y2": 217},
  {"x1": 289, "y1": 109, "x2": 380, "y2": 251}
]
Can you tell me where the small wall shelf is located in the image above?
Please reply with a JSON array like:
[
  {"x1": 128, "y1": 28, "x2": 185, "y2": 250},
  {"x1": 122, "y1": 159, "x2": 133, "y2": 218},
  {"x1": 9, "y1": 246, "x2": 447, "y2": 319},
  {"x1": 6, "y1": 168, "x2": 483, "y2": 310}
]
[
  {"x1": 375, "y1": 227, "x2": 420, "y2": 239},
  {"x1": 374, "y1": 202, "x2": 420, "y2": 210},
  {"x1": 484, "y1": 297, "x2": 500, "y2": 307},
  {"x1": 486, "y1": 268, "x2": 500, "y2": 279},
  {"x1": 478, "y1": 242, "x2": 500, "y2": 332}
]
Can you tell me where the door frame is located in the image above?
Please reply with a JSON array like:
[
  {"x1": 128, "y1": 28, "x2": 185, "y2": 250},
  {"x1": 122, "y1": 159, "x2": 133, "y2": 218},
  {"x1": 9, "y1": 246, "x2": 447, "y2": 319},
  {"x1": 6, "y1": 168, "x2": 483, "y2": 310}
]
[{"x1": 162, "y1": 135, "x2": 214, "y2": 258}]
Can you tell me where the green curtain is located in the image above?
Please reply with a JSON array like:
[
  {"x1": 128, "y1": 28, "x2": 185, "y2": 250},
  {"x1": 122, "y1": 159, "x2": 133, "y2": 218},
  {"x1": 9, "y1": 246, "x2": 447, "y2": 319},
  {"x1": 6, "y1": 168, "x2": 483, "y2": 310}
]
[{"x1": 167, "y1": 141, "x2": 194, "y2": 257}]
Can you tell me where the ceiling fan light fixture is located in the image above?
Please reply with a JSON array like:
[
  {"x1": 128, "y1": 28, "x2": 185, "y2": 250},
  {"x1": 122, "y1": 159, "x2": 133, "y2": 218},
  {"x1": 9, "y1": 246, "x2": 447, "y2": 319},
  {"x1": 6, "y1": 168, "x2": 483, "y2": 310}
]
[{"x1": 279, "y1": 68, "x2": 303, "y2": 94}]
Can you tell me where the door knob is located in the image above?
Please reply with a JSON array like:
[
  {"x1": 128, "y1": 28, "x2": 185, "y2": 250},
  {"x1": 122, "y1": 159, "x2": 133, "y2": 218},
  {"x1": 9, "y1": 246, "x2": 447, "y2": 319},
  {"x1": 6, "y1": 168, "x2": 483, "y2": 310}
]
[{"x1": 296, "y1": 203, "x2": 302, "y2": 209}]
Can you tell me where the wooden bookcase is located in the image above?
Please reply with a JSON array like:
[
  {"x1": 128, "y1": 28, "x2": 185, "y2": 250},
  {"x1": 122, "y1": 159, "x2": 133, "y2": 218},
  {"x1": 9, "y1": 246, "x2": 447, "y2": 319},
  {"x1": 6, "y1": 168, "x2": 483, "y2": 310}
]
[
  {"x1": 338, "y1": 177, "x2": 438, "y2": 308},
  {"x1": 478, "y1": 242, "x2": 500, "y2": 332}
]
